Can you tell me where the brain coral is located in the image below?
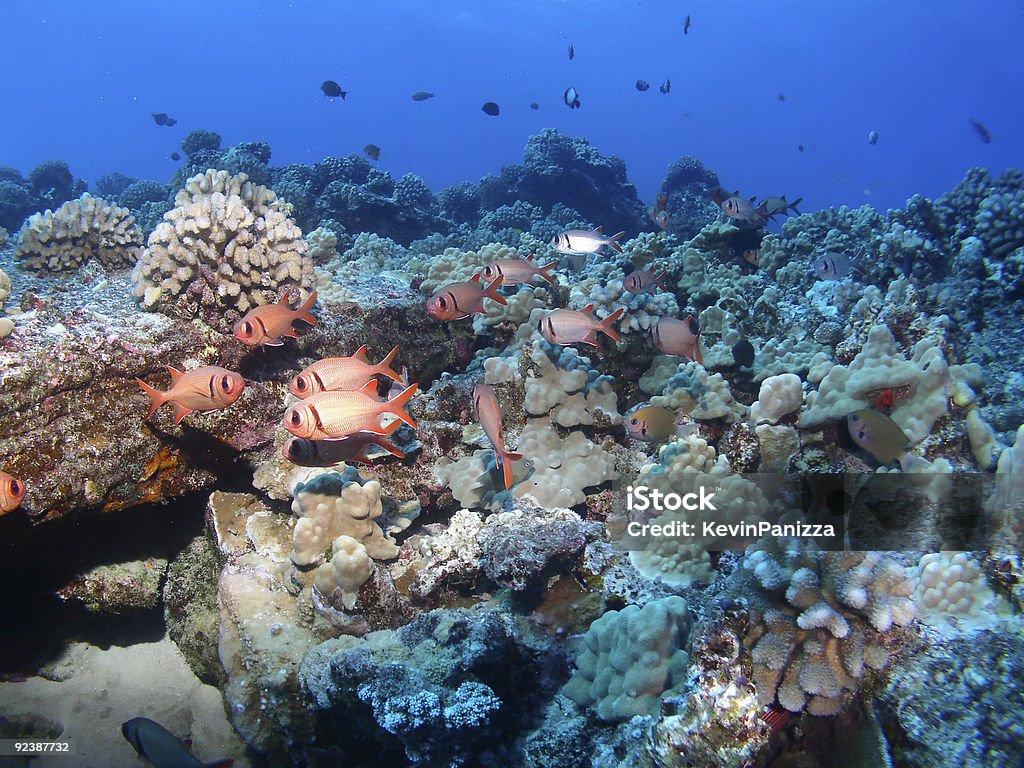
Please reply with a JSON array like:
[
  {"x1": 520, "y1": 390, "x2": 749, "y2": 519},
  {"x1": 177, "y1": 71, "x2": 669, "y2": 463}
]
[
  {"x1": 131, "y1": 170, "x2": 314, "y2": 331},
  {"x1": 15, "y1": 194, "x2": 144, "y2": 271}
]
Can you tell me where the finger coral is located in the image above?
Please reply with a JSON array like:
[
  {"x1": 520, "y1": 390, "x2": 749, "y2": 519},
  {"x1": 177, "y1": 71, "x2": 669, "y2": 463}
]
[
  {"x1": 15, "y1": 194, "x2": 143, "y2": 271},
  {"x1": 131, "y1": 169, "x2": 314, "y2": 332}
]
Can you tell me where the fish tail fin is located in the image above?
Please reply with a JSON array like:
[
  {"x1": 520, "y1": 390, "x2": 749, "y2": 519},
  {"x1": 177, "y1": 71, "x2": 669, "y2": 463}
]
[
  {"x1": 372, "y1": 436, "x2": 407, "y2": 460},
  {"x1": 484, "y1": 275, "x2": 507, "y2": 306},
  {"x1": 296, "y1": 291, "x2": 318, "y2": 326},
  {"x1": 496, "y1": 451, "x2": 523, "y2": 490},
  {"x1": 654, "y1": 271, "x2": 670, "y2": 291},
  {"x1": 136, "y1": 377, "x2": 166, "y2": 418},
  {"x1": 375, "y1": 345, "x2": 404, "y2": 383},
  {"x1": 600, "y1": 308, "x2": 625, "y2": 343},
  {"x1": 385, "y1": 383, "x2": 419, "y2": 429},
  {"x1": 608, "y1": 231, "x2": 626, "y2": 253},
  {"x1": 538, "y1": 261, "x2": 559, "y2": 285},
  {"x1": 789, "y1": 197, "x2": 802, "y2": 214},
  {"x1": 694, "y1": 337, "x2": 704, "y2": 366}
]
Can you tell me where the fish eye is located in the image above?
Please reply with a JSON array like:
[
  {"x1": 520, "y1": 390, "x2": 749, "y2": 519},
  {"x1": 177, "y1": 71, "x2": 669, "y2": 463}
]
[
  {"x1": 242, "y1": 321, "x2": 252, "y2": 335},
  {"x1": 295, "y1": 377, "x2": 308, "y2": 391},
  {"x1": 9, "y1": 480, "x2": 20, "y2": 494},
  {"x1": 437, "y1": 296, "x2": 448, "y2": 309},
  {"x1": 220, "y1": 376, "x2": 232, "y2": 391},
  {"x1": 289, "y1": 410, "x2": 302, "y2": 426},
  {"x1": 629, "y1": 417, "x2": 639, "y2": 426}
]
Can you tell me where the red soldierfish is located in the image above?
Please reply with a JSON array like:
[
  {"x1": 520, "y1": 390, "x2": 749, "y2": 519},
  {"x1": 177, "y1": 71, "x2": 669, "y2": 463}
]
[
  {"x1": 283, "y1": 380, "x2": 418, "y2": 440},
  {"x1": 720, "y1": 196, "x2": 768, "y2": 227},
  {"x1": 136, "y1": 365, "x2": 245, "y2": 424},
  {"x1": 479, "y1": 255, "x2": 558, "y2": 287},
  {"x1": 651, "y1": 315, "x2": 703, "y2": 365},
  {"x1": 538, "y1": 305, "x2": 625, "y2": 347},
  {"x1": 624, "y1": 269, "x2": 670, "y2": 295},
  {"x1": 122, "y1": 716, "x2": 234, "y2": 768},
  {"x1": 473, "y1": 384, "x2": 523, "y2": 491},
  {"x1": 289, "y1": 345, "x2": 403, "y2": 398},
  {"x1": 282, "y1": 421, "x2": 405, "y2": 466},
  {"x1": 233, "y1": 292, "x2": 318, "y2": 346},
  {"x1": 0, "y1": 470, "x2": 26, "y2": 514},
  {"x1": 426, "y1": 275, "x2": 507, "y2": 321}
]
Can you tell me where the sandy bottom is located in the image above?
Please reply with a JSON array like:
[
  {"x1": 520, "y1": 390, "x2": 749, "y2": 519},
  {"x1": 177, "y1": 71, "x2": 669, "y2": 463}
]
[{"x1": 0, "y1": 634, "x2": 251, "y2": 768}]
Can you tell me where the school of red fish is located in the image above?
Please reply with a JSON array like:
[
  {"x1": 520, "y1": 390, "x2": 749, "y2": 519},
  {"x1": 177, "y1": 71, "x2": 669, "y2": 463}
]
[{"x1": 2, "y1": 185, "x2": 805, "y2": 514}]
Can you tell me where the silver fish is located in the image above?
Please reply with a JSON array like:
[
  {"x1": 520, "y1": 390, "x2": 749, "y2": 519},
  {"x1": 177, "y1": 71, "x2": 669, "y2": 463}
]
[
  {"x1": 563, "y1": 86, "x2": 581, "y2": 109},
  {"x1": 814, "y1": 251, "x2": 855, "y2": 280},
  {"x1": 550, "y1": 226, "x2": 625, "y2": 255}
]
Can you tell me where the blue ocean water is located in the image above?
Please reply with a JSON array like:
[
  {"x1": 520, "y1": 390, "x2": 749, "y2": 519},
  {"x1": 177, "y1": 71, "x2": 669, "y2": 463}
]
[{"x1": 1, "y1": 0, "x2": 1021, "y2": 213}]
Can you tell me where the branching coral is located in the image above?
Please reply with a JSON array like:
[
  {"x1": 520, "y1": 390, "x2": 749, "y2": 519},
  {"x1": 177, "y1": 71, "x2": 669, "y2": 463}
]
[
  {"x1": 131, "y1": 170, "x2": 314, "y2": 331},
  {"x1": 15, "y1": 194, "x2": 143, "y2": 271}
]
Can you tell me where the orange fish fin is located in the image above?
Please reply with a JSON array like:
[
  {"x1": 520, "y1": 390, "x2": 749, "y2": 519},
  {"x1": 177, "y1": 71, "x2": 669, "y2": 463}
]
[
  {"x1": 166, "y1": 365, "x2": 184, "y2": 384},
  {"x1": 694, "y1": 337, "x2": 704, "y2": 366},
  {"x1": 525, "y1": 253, "x2": 535, "y2": 262},
  {"x1": 608, "y1": 231, "x2": 626, "y2": 253},
  {"x1": 581, "y1": 303, "x2": 596, "y2": 314},
  {"x1": 373, "y1": 436, "x2": 406, "y2": 460},
  {"x1": 600, "y1": 308, "x2": 625, "y2": 343},
  {"x1": 470, "y1": 273, "x2": 483, "y2": 285},
  {"x1": 381, "y1": 418, "x2": 402, "y2": 436},
  {"x1": 136, "y1": 377, "x2": 166, "y2": 418},
  {"x1": 505, "y1": 451, "x2": 524, "y2": 462},
  {"x1": 484, "y1": 275, "x2": 507, "y2": 306},
  {"x1": 295, "y1": 291, "x2": 318, "y2": 326},
  {"x1": 352, "y1": 344, "x2": 369, "y2": 362},
  {"x1": 497, "y1": 452, "x2": 514, "y2": 491},
  {"x1": 375, "y1": 346, "x2": 404, "y2": 383},
  {"x1": 384, "y1": 382, "x2": 419, "y2": 429},
  {"x1": 171, "y1": 402, "x2": 193, "y2": 424},
  {"x1": 282, "y1": 327, "x2": 299, "y2": 338},
  {"x1": 654, "y1": 271, "x2": 670, "y2": 291},
  {"x1": 595, "y1": 225, "x2": 604, "y2": 233},
  {"x1": 358, "y1": 379, "x2": 380, "y2": 397},
  {"x1": 537, "y1": 261, "x2": 559, "y2": 285}
]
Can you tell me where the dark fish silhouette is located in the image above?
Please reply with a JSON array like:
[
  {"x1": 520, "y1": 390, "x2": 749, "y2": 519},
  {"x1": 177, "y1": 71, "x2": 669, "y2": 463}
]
[
  {"x1": 481, "y1": 101, "x2": 500, "y2": 116},
  {"x1": 151, "y1": 113, "x2": 177, "y2": 127},
  {"x1": 683, "y1": 14, "x2": 691, "y2": 34},
  {"x1": 659, "y1": 79, "x2": 671, "y2": 94},
  {"x1": 636, "y1": 80, "x2": 650, "y2": 92},
  {"x1": 320, "y1": 80, "x2": 346, "y2": 99},
  {"x1": 169, "y1": 152, "x2": 181, "y2": 161},
  {"x1": 732, "y1": 339, "x2": 755, "y2": 368},
  {"x1": 798, "y1": 144, "x2": 805, "y2": 153},
  {"x1": 529, "y1": 102, "x2": 540, "y2": 110},
  {"x1": 122, "y1": 717, "x2": 234, "y2": 768},
  {"x1": 564, "y1": 86, "x2": 581, "y2": 109},
  {"x1": 867, "y1": 130, "x2": 879, "y2": 145},
  {"x1": 778, "y1": 92, "x2": 786, "y2": 102},
  {"x1": 568, "y1": 44, "x2": 575, "y2": 60},
  {"x1": 364, "y1": 144, "x2": 381, "y2": 161},
  {"x1": 412, "y1": 91, "x2": 434, "y2": 101},
  {"x1": 968, "y1": 118, "x2": 992, "y2": 144}
]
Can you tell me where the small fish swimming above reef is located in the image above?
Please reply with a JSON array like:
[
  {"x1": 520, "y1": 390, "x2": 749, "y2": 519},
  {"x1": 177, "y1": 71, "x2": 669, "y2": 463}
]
[
  {"x1": 551, "y1": 226, "x2": 625, "y2": 255},
  {"x1": 283, "y1": 380, "x2": 418, "y2": 440},
  {"x1": 289, "y1": 345, "x2": 403, "y2": 398},
  {"x1": 427, "y1": 275, "x2": 507, "y2": 321},
  {"x1": 233, "y1": 292, "x2": 318, "y2": 347},
  {"x1": 564, "y1": 86, "x2": 581, "y2": 109},
  {"x1": 169, "y1": 152, "x2": 181, "y2": 161},
  {"x1": 720, "y1": 196, "x2": 768, "y2": 227},
  {"x1": 968, "y1": 117, "x2": 992, "y2": 144},
  {"x1": 636, "y1": 80, "x2": 650, "y2": 92},
  {"x1": 624, "y1": 268, "x2": 670, "y2": 295},
  {"x1": 363, "y1": 144, "x2": 381, "y2": 160},
  {"x1": 778, "y1": 92, "x2": 786, "y2": 102},
  {"x1": 651, "y1": 315, "x2": 703, "y2": 364},
  {"x1": 122, "y1": 716, "x2": 234, "y2": 768},
  {"x1": 151, "y1": 113, "x2": 177, "y2": 127},
  {"x1": 481, "y1": 101, "x2": 500, "y2": 116},
  {"x1": 625, "y1": 405, "x2": 679, "y2": 442},
  {"x1": 847, "y1": 409, "x2": 929, "y2": 471},
  {"x1": 283, "y1": 424, "x2": 405, "y2": 467},
  {"x1": 321, "y1": 80, "x2": 346, "y2": 99},
  {"x1": 0, "y1": 470, "x2": 26, "y2": 515},
  {"x1": 479, "y1": 255, "x2": 557, "y2": 286},
  {"x1": 474, "y1": 384, "x2": 523, "y2": 490},
  {"x1": 659, "y1": 79, "x2": 671, "y2": 94},
  {"x1": 756, "y1": 195, "x2": 802, "y2": 221},
  {"x1": 568, "y1": 44, "x2": 575, "y2": 60},
  {"x1": 683, "y1": 14, "x2": 691, "y2": 34},
  {"x1": 867, "y1": 130, "x2": 879, "y2": 145},
  {"x1": 538, "y1": 305, "x2": 625, "y2": 347},
  {"x1": 412, "y1": 91, "x2": 435, "y2": 101},
  {"x1": 813, "y1": 251, "x2": 855, "y2": 280},
  {"x1": 136, "y1": 365, "x2": 245, "y2": 425}
]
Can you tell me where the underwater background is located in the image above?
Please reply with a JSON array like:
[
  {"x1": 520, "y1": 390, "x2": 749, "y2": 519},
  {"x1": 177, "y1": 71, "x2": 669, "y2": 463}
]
[{"x1": 1, "y1": 1, "x2": 1024, "y2": 768}]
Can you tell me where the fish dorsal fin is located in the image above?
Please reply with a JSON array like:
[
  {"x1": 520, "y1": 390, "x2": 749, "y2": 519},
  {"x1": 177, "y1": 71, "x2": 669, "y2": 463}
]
[
  {"x1": 277, "y1": 293, "x2": 291, "y2": 305},
  {"x1": 470, "y1": 273, "x2": 482, "y2": 285},
  {"x1": 525, "y1": 253, "x2": 535, "y2": 262},
  {"x1": 166, "y1": 365, "x2": 184, "y2": 383},
  {"x1": 582, "y1": 304, "x2": 595, "y2": 314},
  {"x1": 358, "y1": 379, "x2": 379, "y2": 397},
  {"x1": 352, "y1": 344, "x2": 369, "y2": 362},
  {"x1": 594, "y1": 225, "x2": 604, "y2": 233}
]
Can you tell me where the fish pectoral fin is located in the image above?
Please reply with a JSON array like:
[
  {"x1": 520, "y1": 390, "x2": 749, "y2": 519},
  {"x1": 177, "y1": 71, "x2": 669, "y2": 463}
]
[
  {"x1": 282, "y1": 328, "x2": 299, "y2": 337},
  {"x1": 262, "y1": 339, "x2": 285, "y2": 347}
]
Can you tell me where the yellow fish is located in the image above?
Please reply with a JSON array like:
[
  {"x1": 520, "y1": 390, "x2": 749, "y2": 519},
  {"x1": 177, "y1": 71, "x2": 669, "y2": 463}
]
[{"x1": 624, "y1": 405, "x2": 679, "y2": 442}]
